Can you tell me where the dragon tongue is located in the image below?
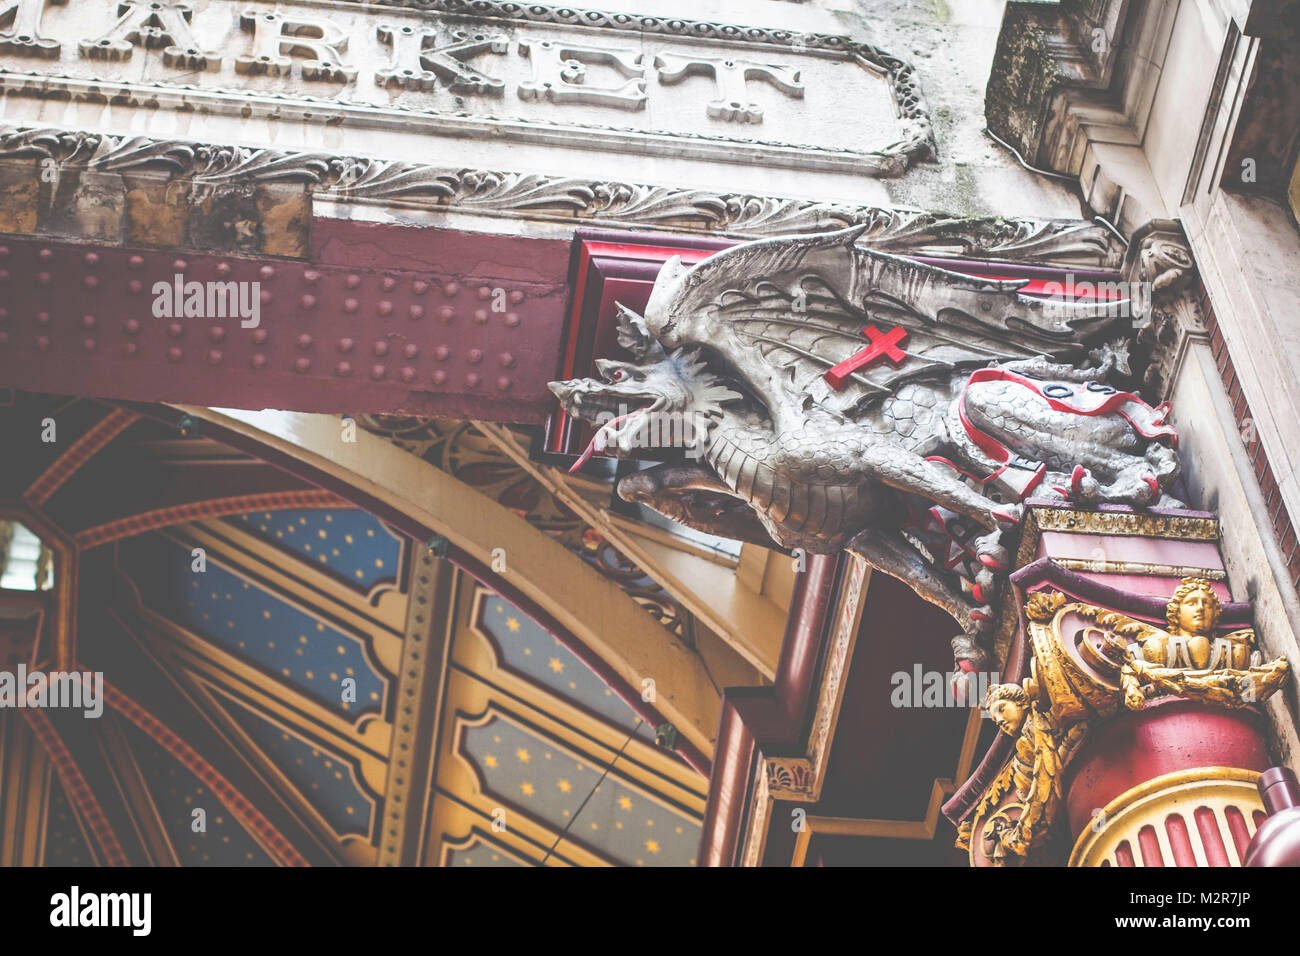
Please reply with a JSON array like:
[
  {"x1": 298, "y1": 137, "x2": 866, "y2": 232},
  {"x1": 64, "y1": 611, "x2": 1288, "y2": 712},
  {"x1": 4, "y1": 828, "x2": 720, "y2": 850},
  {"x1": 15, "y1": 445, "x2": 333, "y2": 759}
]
[{"x1": 567, "y1": 407, "x2": 647, "y2": 474}]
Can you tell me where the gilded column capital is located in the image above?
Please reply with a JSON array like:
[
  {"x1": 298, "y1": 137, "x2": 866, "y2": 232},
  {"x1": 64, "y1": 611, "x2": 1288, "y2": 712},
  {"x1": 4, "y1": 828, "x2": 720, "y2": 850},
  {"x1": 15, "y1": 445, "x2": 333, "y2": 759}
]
[{"x1": 959, "y1": 577, "x2": 1289, "y2": 866}]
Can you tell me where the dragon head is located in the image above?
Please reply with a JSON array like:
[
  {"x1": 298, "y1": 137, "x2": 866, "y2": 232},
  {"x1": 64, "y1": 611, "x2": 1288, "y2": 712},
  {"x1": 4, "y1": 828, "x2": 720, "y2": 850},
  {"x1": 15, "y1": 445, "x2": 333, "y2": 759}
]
[{"x1": 548, "y1": 305, "x2": 741, "y2": 471}]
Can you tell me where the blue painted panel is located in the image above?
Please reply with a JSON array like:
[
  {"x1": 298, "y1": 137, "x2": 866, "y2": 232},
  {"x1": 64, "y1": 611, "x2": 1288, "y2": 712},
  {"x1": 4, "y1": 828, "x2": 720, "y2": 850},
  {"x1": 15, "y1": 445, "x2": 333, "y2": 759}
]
[
  {"x1": 124, "y1": 535, "x2": 387, "y2": 718},
  {"x1": 462, "y1": 715, "x2": 699, "y2": 867},
  {"x1": 224, "y1": 697, "x2": 374, "y2": 839},
  {"x1": 479, "y1": 595, "x2": 653, "y2": 741},
  {"x1": 226, "y1": 510, "x2": 402, "y2": 590}
]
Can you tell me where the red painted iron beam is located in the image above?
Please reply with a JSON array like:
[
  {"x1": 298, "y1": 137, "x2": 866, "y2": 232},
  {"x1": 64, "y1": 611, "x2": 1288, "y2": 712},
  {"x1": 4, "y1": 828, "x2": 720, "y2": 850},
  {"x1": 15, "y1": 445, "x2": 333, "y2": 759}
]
[{"x1": 0, "y1": 219, "x2": 571, "y2": 423}]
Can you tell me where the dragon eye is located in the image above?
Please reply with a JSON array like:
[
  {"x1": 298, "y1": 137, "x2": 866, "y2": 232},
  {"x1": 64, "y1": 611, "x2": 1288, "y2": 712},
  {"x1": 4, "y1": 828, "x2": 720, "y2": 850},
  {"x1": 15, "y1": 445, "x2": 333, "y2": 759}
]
[{"x1": 610, "y1": 370, "x2": 624, "y2": 381}]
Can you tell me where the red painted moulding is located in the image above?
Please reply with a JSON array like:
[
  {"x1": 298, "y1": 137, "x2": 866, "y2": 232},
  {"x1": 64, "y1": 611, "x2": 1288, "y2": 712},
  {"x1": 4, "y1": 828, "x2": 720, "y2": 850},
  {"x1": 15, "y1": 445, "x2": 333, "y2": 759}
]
[
  {"x1": 23, "y1": 707, "x2": 130, "y2": 867},
  {"x1": 696, "y1": 553, "x2": 842, "y2": 867},
  {"x1": 0, "y1": 219, "x2": 571, "y2": 423},
  {"x1": 1063, "y1": 697, "x2": 1272, "y2": 840},
  {"x1": 544, "y1": 229, "x2": 736, "y2": 460}
]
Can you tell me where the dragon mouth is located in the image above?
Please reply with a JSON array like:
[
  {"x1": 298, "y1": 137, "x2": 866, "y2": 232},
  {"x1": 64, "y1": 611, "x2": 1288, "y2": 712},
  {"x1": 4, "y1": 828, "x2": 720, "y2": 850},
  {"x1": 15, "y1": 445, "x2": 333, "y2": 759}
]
[
  {"x1": 566, "y1": 388, "x2": 653, "y2": 417},
  {"x1": 568, "y1": 398, "x2": 662, "y2": 473}
]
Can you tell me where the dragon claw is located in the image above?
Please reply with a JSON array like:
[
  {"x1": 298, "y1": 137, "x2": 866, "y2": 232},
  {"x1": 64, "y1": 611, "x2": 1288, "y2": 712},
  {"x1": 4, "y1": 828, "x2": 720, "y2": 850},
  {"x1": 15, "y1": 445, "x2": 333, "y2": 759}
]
[
  {"x1": 973, "y1": 566, "x2": 999, "y2": 605},
  {"x1": 992, "y1": 505, "x2": 1022, "y2": 528},
  {"x1": 951, "y1": 633, "x2": 992, "y2": 672},
  {"x1": 972, "y1": 524, "x2": 1010, "y2": 573},
  {"x1": 1069, "y1": 465, "x2": 1100, "y2": 503},
  {"x1": 973, "y1": 527, "x2": 1010, "y2": 571}
]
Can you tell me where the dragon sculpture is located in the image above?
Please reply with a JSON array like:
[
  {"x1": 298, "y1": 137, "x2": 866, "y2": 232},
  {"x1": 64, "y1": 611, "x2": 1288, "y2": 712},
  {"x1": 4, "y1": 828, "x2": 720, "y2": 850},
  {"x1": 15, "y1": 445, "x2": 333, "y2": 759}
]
[{"x1": 548, "y1": 228, "x2": 1182, "y2": 669}]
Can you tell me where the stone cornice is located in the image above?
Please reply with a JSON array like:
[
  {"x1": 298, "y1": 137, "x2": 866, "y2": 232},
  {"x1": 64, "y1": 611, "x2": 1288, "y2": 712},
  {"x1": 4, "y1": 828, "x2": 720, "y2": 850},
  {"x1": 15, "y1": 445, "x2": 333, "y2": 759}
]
[
  {"x1": 984, "y1": 0, "x2": 1131, "y2": 170},
  {"x1": 0, "y1": 124, "x2": 1124, "y2": 266}
]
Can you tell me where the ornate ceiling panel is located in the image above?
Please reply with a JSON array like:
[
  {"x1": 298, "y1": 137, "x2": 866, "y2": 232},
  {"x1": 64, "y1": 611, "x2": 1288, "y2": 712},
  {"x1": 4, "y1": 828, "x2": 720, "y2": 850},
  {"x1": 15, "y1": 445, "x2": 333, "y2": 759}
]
[
  {"x1": 426, "y1": 575, "x2": 707, "y2": 866},
  {"x1": 114, "y1": 717, "x2": 277, "y2": 868},
  {"x1": 0, "y1": 394, "x2": 733, "y2": 867},
  {"x1": 461, "y1": 713, "x2": 699, "y2": 866},
  {"x1": 477, "y1": 593, "x2": 653, "y2": 742},
  {"x1": 221, "y1": 698, "x2": 377, "y2": 844},
  {"x1": 119, "y1": 533, "x2": 391, "y2": 719},
  {"x1": 225, "y1": 510, "x2": 403, "y2": 591}
]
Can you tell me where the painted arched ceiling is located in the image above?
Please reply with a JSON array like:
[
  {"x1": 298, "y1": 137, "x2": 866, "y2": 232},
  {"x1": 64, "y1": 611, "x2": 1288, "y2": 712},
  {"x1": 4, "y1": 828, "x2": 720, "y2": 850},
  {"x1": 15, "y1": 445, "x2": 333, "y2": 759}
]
[
  {"x1": 0, "y1": 391, "x2": 762, "y2": 866},
  {"x1": 1, "y1": 390, "x2": 984, "y2": 868}
]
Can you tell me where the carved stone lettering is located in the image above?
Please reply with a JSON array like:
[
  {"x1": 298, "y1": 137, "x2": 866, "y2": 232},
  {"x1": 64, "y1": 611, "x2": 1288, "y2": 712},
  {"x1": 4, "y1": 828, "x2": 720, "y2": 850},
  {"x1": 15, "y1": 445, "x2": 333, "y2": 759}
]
[
  {"x1": 0, "y1": 0, "x2": 62, "y2": 58},
  {"x1": 236, "y1": 9, "x2": 355, "y2": 82},
  {"x1": 0, "y1": 0, "x2": 938, "y2": 177},
  {"x1": 79, "y1": 0, "x2": 218, "y2": 70},
  {"x1": 375, "y1": 24, "x2": 506, "y2": 94},
  {"x1": 655, "y1": 53, "x2": 803, "y2": 123},
  {"x1": 518, "y1": 40, "x2": 647, "y2": 110}
]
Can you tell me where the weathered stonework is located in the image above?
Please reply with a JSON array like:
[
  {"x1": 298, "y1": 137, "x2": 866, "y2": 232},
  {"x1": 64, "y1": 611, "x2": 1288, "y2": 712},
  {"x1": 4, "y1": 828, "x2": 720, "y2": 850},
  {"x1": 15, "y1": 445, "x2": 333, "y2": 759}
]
[
  {"x1": 984, "y1": 0, "x2": 1128, "y2": 169},
  {"x1": 0, "y1": 0, "x2": 934, "y2": 176},
  {"x1": 0, "y1": 124, "x2": 1125, "y2": 265},
  {"x1": 1126, "y1": 220, "x2": 1201, "y2": 403}
]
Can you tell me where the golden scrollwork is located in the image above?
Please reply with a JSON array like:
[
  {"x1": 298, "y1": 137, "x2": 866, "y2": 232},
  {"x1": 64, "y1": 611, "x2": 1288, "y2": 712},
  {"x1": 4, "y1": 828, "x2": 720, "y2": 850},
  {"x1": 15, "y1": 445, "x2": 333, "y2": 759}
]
[
  {"x1": 1024, "y1": 590, "x2": 1067, "y2": 623},
  {"x1": 1030, "y1": 508, "x2": 1219, "y2": 541},
  {"x1": 957, "y1": 681, "x2": 1087, "y2": 864},
  {"x1": 960, "y1": 577, "x2": 1291, "y2": 865},
  {"x1": 1077, "y1": 577, "x2": 1289, "y2": 711}
]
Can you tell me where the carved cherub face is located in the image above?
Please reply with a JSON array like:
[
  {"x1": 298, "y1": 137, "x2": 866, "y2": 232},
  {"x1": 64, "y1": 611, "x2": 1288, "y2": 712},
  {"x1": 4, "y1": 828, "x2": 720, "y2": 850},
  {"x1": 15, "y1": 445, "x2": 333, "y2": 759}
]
[
  {"x1": 987, "y1": 689, "x2": 1027, "y2": 737},
  {"x1": 1167, "y1": 580, "x2": 1221, "y2": 637}
]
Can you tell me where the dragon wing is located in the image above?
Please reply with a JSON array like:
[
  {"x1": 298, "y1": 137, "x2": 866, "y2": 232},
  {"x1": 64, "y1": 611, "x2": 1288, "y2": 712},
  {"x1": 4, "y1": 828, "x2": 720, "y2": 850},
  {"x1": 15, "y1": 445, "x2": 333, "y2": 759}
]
[{"x1": 643, "y1": 226, "x2": 1126, "y2": 415}]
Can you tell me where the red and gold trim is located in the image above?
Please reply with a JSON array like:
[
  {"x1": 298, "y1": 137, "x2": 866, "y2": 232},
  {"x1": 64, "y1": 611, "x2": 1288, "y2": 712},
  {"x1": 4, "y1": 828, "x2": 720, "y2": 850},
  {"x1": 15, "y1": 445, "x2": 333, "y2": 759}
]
[
  {"x1": 23, "y1": 408, "x2": 138, "y2": 508},
  {"x1": 74, "y1": 489, "x2": 348, "y2": 548},
  {"x1": 1069, "y1": 767, "x2": 1266, "y2": 867},
  {"x1": 102, "y1": 679, "x2": 309, "y2": 867},
  {"x1": 22, "y1": 708, "x2": 129, "y2": 867}
]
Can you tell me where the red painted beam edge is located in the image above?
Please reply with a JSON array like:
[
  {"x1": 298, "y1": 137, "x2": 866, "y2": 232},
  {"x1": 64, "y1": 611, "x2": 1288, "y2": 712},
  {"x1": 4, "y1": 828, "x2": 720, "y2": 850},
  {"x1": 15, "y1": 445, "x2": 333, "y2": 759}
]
[{"x1": 0, "y1": 228, "x2": 570, "y2": 423}]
